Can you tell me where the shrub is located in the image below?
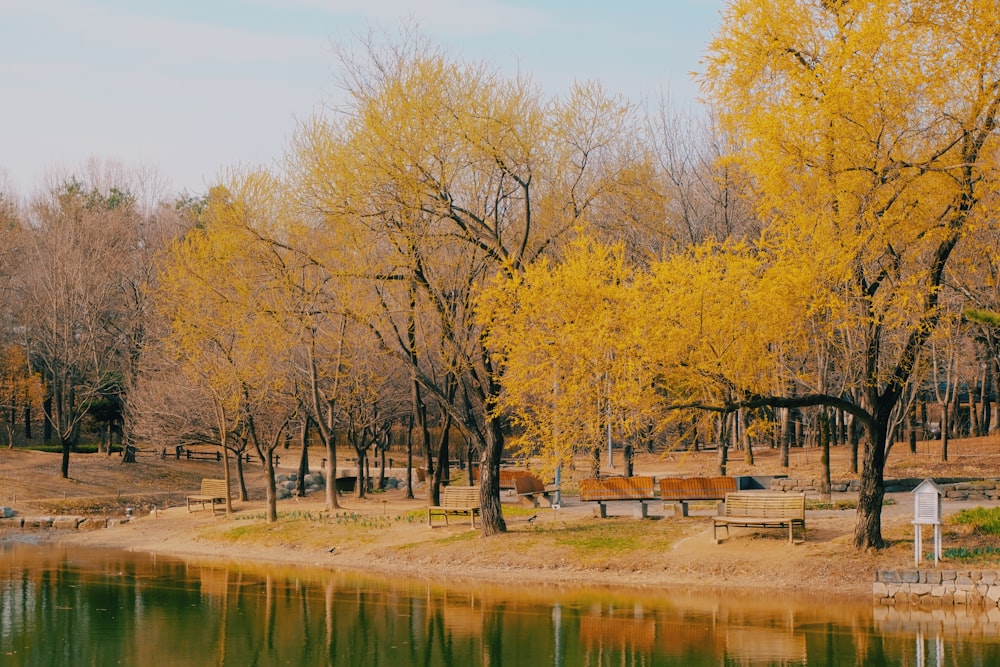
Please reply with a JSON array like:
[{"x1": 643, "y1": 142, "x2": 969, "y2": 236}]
[{"x1": 950, "y1": 507, "x2": 1000, "y2": 535}]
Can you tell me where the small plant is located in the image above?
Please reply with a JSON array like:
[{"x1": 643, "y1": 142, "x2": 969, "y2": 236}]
[
  {"x1": 806, "y1": 499, "x2": 857, "y2": 511},
  {"x1": 950, "y1": 507, "x2": 1000, "y2": 535},
  {"x1": 941, "y1": 546, "x2": 1000, "y2": 562}
]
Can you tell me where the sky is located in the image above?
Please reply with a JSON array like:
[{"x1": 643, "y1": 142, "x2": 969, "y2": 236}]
[{"x1": 0, "y1": 0, "x2": 725, "y2": 198}]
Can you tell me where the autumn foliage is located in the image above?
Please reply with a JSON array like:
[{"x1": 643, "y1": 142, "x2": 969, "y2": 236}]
[{"x1": 2, "y1": 5, "x2": 999, "y2": 549}]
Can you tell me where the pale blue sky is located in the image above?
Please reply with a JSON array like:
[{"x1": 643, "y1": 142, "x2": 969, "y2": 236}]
[{"x1": 0, "y1": 0, "x2": 723, "y2": 197}]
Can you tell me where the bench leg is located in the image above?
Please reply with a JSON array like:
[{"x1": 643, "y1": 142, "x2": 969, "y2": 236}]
[
  {"x1": 592, "y1": 502, "x2": 607, "y2": 518},
  {"x1": 634, "y1": 501, "x2": 649, "y2": 519},
  {"x1": 673, "y1": 501, "x2": 689, "y2": 518},
  {"x1": 519, "y1": 495, "x2": 539, "y2": 508}
]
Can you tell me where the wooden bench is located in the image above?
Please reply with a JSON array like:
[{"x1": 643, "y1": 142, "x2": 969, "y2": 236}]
[
  {"x1": 500, "y1": 468, "x2": 535, "y2": 492},
  {"x1": 469, "y1": 466, "x2": 532, "y2": 493},
  {"x1": 513, "y1": 474, "x2": 560, "y2": 508},
  {"x1": 578, "y1": 476, "x2": 656, "y2": 518},
  {"x1": 186, "y1": 478, "x2": 229, "y2": 513},
  {"x1": 427, "y1": 486, "x2": 480, "y2": 528},
  {"x1": 713, "y1": 492, "x2": 806, "y2": 544},
  {"x1": 659, "y1": 476, "x2": 738, "y2": 516}
]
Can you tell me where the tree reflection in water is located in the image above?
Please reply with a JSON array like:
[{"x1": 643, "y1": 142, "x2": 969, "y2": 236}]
[{"x1": 1, "y1": 541, "x2": 999, "y2": 666}]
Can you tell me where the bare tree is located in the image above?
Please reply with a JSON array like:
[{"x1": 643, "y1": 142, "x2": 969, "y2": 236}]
[{"x1": 19, "y1": 164, "x2": 170, "y2": 477}]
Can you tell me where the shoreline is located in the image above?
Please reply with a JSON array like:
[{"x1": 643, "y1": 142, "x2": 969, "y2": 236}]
[
  {"x1": 5, "y1": 443, "x2": 1000, "y2": 607},
  {"x1": 39, "y1": 492, "x2": 931, "y2": 603}
]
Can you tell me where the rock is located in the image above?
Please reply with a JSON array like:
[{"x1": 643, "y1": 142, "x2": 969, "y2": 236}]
[
  {"x1": 78, "y1": 517, "x2": 109, "y2": 531},
  {"x1": 52, "y1": 516, "x2": 84, "y2": 530}
]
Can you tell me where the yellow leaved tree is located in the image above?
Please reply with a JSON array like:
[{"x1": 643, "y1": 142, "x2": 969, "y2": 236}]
[
  {"x1": 156, "y1": 171, "x2": 300, "y2": 521},
  {"x1": 288, "y1": 30, "x2": 659, "y2": 534},
  {"x1": 479, "y1": 236, "x2": 661, "y2": 478},
  {"x1": 700, "y1": 0, "x2": 1000, "y2": 548},
  {"x1": 0, "y1": 344, "x2": 44, "y2": 448}
]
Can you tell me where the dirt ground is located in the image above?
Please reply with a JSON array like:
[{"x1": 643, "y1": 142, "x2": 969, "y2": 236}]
[{"x1": 2, "y1": 436, "x2": 999, "y2": 600}]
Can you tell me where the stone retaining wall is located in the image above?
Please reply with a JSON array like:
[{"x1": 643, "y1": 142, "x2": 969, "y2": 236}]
[
  {"x1": 769, "y1": 477, "x2": 1000, "y2": 498},
  {"x1": 0, "y1": 507, "x2": 114, "y2": 531},
  {"x1": 874, "y1": 569, "x2": 1000, "y2": 608}
]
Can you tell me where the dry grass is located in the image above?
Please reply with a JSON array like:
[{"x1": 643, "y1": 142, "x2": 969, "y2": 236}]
[{"x1": 3, "y1": 436, "x2": 1000, "y2": 599}]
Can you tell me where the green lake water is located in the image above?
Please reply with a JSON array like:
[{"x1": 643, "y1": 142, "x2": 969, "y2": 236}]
[{"x1": 1, "y1": 540, "x2": 999, "y2": 665}]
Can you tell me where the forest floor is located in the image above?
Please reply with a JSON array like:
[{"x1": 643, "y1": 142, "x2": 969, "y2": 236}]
[{"x1": 2, "y1": 435, "x2": 999, "y2": 601}]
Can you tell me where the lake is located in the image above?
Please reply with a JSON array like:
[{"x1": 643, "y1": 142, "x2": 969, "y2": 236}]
[{"x1": 1, "y1": 539, "x2": 999, "y2": 666}]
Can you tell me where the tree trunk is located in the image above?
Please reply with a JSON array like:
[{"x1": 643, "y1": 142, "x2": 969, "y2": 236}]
[
  {"x1": 849, "y1": 418, "x2": 859, "y2": 475},
  {"x1": 378, "y1": 442, "x2": 387, "y2": 491},
  {"x1": 60, "y1": 435, "x2": 71, "y2": 479},
  {"x1": 941, "y1": 402, "x2": 950, "y2": 462},
  {"x1": 324, "y1": 434, "x2": 339, "y2": 509},
  {"x1": 317, "y1": 401, "x2": 340, "y2": 510},
  {"x1": 780, "y1": 407, "x2": 792, "y2": 468},
  {"x1": 263, "y1": 453, "x2": 278, "y2": 523},
  {"x1": 740, "y1": 408, "x2": 754, "y2": 465},
  {"x1": 970, "y1": 390, "x2": 981, "y2": 437},
  {"x1": 717, "y1": 413, "x2": 731, "y2": 476},
  {"x1": 405, "y1": 415, "x2": 415, "y2": 500},
  {"x1": 853, "y1": 419, "x2": 887, "y2": 549},
  {"x1": 296, "y1": 415, "x2": 310, "y2": 497},
  {"x1": 43, "y1": 396, "x2": 52, "y2": 443},
  {"x1": 354, "y1": 445, "x2": 367, "y2": 499},
  {"x1": 235, "y1": 449, "x2": 249, "y2": 501},
  {"x1": 819, "y1": 410, "x2": 831, "y2": 502},
  {"x1": 717, "y1": 441, "x2": 729, "y2": 476},
  {"x1": 414, "y1": 382, "x2": 433, "y2": 474},
  {"x1": 478, "y1": 415, "x2": 507, "y2": 536},
  {"x1": 430, "y1": 414, "x2": 452, "y2": 506},
  {"x1": 982, "y1": 362, "x2": 993, "y2": 435}
]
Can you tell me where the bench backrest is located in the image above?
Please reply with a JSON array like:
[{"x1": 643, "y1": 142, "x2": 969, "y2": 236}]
[
  {"x1": 200, "y1": 478, "x2": 228, "y2": 497},
  {"x1": 499, "y1": 468, "x2": 534, "y2": 489},
  {"x1": 513, "y1": 474, "x2": 545, "y2": 495},
  {"x1": 578, "y1": 476, "x2": 655, "y2": 501},
  {"x1": 659, "y1": 476, "x2": 737, "y2": 501},
  {"x1": 723, "y1": 493, "x2": 804, "y2": 519},
  {"x1": 440, "y1": 485, "x2": 480, "y2": 508}
]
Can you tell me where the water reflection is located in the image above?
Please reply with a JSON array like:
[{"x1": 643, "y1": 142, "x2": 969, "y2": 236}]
[{"x1": 1, "y1": 540, "x2": 999, "y2": 666}]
